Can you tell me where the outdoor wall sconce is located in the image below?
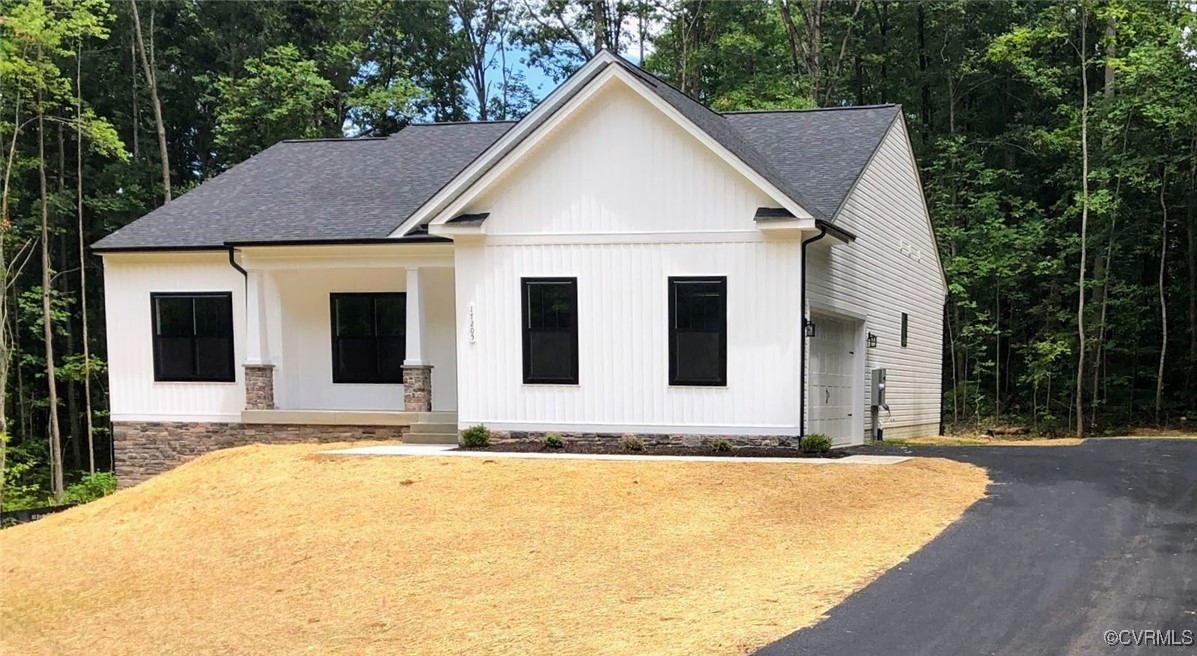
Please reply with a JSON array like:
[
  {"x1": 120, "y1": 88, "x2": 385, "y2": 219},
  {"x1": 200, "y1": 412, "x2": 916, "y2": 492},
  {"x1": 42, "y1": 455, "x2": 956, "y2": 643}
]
[
  {"x1": 867, "y1": 332, "x2": 878, "y2": 348},
  {"x1": 804, "y1": 320, "x2": 816, "y2": 338}
]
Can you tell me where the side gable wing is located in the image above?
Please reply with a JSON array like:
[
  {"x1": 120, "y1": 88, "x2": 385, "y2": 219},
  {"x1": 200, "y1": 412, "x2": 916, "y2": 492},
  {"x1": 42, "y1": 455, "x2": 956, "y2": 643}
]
[{"x1": 836, "y1": 115, "x2": 947, "y2": 295}]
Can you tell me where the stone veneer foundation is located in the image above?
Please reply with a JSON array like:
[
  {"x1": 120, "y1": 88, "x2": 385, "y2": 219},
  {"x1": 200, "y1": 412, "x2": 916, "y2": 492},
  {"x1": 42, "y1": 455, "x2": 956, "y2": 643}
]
[
  {"x1": 113, "y1": 421, "x2": 408, "y2": 487},
  {"x1": 488, "y1": 430, "x2": 800, "y2": 448}
]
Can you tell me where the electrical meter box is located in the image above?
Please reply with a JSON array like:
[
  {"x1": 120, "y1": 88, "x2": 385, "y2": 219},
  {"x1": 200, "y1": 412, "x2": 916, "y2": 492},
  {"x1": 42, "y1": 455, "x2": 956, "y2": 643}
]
[{"x1": 870, "y1": 368, "x2": 887, "y2": 407}]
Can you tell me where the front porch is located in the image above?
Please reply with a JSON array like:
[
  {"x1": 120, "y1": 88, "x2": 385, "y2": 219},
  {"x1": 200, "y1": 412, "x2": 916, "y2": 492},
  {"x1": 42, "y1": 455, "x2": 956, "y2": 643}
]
[{"x1": 232, "y1": 243, "x2": 459, "y2": 440}]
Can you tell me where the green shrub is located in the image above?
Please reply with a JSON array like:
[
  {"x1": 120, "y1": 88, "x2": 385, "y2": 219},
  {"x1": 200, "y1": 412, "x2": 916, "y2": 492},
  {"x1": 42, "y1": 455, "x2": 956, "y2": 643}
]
[
  {"x1": 64, "y1": 472, "x2": 117, "y2": 505},
  {"x1": 459, "y1": 425, "x2": 491, "y2": 448},
  {"x1": 703, "y1": 437, "x2": 733, "y2": 452},
  {"x1": 800, "y1": 434, "x2": 833, "y2": 454},
  {"x1": 619, "y1": 435, "x2": 645, "y2": 451},
  {"x1": 542, "y1": 433, "x2": 566, "y2": 449}
]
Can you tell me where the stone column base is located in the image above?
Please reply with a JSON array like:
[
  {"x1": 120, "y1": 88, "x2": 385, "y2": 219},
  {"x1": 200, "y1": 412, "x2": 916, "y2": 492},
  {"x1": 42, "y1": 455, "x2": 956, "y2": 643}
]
[
  {"x1": 244, "y1": 364, "x2": 275, "y2": 410},
  {"x1": 402, "y1": 365, "x2": 433, "y2": 412}
]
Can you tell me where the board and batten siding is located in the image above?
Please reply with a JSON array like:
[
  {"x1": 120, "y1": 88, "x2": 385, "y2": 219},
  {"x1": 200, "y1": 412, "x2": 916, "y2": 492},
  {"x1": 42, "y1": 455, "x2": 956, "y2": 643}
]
[
  {"x1": 453, "y1": 81, "x2": 805, "y2": 434},
  {"x1": 102, "y1": 252, "x2": 246, "y2": 422},
  {"x1": 806, "y1": 117, "x2": 946, "y2": 439}
]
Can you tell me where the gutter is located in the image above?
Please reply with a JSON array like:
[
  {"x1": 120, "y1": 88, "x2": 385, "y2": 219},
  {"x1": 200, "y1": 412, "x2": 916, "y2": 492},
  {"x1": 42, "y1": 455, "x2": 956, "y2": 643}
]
[
  {"x1": 798, "y1": 225, "x2": 828, "y2": 440},
  {"x1": 227, "y1": 246, "x2": 249, "y2": 321},
  {"x1": 226, "y1": 244, "x2": 247, "y2": 278},
  {"x1": 815, "y1": 219, "x2": 856, "y2": 243}
]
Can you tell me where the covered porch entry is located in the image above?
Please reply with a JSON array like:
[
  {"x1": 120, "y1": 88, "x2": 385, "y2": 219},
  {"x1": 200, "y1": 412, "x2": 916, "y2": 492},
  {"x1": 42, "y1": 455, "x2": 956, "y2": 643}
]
[{"x1": 232, "y1": 242, "x2": 458, "y2": 442}]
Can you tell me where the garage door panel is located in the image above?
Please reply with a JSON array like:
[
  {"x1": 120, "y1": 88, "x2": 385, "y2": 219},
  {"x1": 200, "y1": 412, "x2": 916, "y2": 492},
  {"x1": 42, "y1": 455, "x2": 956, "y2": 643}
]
[{"x1": 808, "y1": 315, "x2": 859, "y2": 445}]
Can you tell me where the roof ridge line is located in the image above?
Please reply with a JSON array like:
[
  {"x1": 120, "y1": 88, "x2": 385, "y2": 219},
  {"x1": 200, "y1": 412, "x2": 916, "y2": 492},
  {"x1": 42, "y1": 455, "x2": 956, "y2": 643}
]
[
  {"x1": 722, "y1": 104, "x2": 899, "y2": 115},
  {"x1": 407, "y1": 119, "x2": 520, "y2": 126},
  {"x1": 280, "y1": 137, "x2": 387, "y2": 143}
]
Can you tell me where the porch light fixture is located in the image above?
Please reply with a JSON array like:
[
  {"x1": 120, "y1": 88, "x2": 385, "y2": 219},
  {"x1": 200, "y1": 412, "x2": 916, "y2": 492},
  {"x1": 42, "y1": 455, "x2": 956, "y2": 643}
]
[
  {"x1": 867, "y1": 332, "x2": 878, "y2": 348},
  {"x1": 804, "y1": 320, "x2": 816, "y2": 338}
]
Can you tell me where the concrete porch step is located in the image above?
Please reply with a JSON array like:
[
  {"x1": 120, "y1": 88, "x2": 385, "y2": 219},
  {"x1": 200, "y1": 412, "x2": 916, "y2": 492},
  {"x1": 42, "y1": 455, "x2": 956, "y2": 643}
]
[{"x1": 404, "y1": 432, "x2": 459, "y2": 445}]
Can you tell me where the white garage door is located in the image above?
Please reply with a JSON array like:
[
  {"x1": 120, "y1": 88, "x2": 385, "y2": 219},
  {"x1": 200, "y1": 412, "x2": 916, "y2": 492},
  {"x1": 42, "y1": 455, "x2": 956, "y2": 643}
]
[{"x1": 808, "y1": 314, "x2": 859, "y2": 445}]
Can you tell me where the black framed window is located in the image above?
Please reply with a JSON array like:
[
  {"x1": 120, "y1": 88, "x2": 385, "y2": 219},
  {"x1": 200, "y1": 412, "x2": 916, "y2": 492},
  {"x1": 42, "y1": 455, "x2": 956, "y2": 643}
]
[
  {"x1": 151, "y1": 292, "x2": 235, "y2": 382},
  {"x1": 901, "y1": 313, "x2": 909, "y2": 348},
  {"x1": 522, "y1": 278, "x2": 578, "y2": 384},
  {"x1": 669, "y1": 277, "x2": 727, "y2": 386},
  {"x1": 331, "y1": 293, "x2": 406, "y2": 384}
]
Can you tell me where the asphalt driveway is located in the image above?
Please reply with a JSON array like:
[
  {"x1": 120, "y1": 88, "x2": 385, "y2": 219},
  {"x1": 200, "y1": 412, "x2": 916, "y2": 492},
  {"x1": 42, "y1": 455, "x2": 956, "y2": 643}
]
[{"x1": 757, "y1": 438, "x2": 1197, "y2": 656}]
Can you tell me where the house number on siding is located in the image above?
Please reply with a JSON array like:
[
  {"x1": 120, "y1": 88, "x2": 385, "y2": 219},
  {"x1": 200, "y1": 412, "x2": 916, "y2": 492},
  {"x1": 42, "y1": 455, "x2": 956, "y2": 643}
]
[{"x1": 468, "y1": 304, "x2": 477, "y2": 344}]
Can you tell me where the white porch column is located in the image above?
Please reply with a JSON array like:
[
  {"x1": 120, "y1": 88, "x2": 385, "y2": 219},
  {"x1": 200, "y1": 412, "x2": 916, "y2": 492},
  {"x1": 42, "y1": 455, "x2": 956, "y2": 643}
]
[
  {"x1": 404, "y1": 268, "x2": 426, "y2": 366},
  {"x1": 245, "y1": 269, "x2": 271, "y2": 365},
  {"x1": 403, "y1": 268, "x2": 433, "y2": 411},
  {"x1": 243, "y1": 269, "x2": 275, "y2": 410}
]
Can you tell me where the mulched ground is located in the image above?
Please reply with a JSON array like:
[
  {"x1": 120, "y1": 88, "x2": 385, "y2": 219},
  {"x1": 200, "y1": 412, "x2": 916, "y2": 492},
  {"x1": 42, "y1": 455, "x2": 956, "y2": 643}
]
[{"x1": 460, "y1": 442, "x2": 850, "y2": 458}]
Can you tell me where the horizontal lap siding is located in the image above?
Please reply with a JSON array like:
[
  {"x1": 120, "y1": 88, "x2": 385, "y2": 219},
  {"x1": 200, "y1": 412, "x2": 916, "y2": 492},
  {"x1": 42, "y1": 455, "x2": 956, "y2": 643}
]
[
  {"x1": 807, "y1": 119, "x2": 945, "y2": 438},
  {"x1": 102, "y1": 253, "x2": 246, "y2": 421}
]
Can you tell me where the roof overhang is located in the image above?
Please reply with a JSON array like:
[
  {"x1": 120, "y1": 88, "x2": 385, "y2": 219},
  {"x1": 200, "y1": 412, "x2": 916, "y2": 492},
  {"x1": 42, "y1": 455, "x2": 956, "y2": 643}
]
[
  {"x1": 754, "y1": 208, "x2": 856, "y2": 244},
  {"x1": 392, "y1": 52, "x2": 815, "y2": 237}
]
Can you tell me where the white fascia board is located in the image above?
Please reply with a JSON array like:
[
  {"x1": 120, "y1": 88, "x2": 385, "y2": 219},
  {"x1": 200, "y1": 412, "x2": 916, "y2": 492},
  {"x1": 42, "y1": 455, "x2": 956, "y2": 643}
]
[
  {"x1": 427, "y1": 223, "x2": 486, "y2": 243},
  {"x1": 237, "y1": 243, "x2": 454, "y2": 270}
]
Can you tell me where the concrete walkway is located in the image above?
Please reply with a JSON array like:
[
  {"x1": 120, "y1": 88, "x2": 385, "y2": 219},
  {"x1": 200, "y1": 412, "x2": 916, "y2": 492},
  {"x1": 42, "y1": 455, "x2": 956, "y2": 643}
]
[{"x1": 322, "y1": 444, "x2": 910, "y2": 465}]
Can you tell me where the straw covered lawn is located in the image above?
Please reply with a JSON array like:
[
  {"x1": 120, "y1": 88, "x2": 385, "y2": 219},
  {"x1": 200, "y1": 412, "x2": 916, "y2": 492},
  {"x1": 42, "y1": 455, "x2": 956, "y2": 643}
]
[{"x1": 1, "y1": 443, "x2": 987, "y2": 656}]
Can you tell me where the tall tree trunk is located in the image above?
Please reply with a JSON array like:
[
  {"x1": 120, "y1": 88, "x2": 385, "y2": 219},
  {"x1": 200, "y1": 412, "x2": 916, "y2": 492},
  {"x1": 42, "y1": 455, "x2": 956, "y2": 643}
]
[
  {"x1": 77, "y1": 42, "x2": 95, "y2": 473},
  {"x1": 130, "y1": 0, "x2": 171, "y2": 202},
  {"x1": 57, "y1": 123, "x2": 80, "y2": 472},
  {"x1": 1091, "y1": 125, "x2": 1128, "y2": 427},
  {"x1": 994, "y1": 282, "x2": 1001, "y2": 413},
  {"x1": 1156, "y1": 169, "x2": 1168, "y2": 424},
  {"x1": 130, "y1": 33, "x2": 139, "y2": 159},
  {"x1": 38, "y1": 94, "x2": 65, "y2": 503},
  {"x1": 0, "y1": 93, "x2": 21, "y2": 464},
  {"x1": 1074, "y1": 7, "x2": 1089, "y2": 438},
  {"x1": 1187, "y1": 131, "x2": 1196, "y2": 384},
  {"x1": 917, "y1": 3, "x2": 930, "y2": 140}
]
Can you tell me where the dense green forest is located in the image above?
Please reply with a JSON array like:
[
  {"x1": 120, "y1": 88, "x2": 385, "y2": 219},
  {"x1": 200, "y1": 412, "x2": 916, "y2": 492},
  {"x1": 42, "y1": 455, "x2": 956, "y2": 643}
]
[{"x1": 1, "y1": 0, "x2": 1194, "y2": 506}]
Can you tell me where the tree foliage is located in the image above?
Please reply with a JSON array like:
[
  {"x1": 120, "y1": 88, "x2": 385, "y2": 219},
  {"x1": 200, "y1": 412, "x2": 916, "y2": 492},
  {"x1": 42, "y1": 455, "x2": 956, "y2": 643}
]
[{"x1": 0, "y1": 0, "x2": 1195, "y2": 505}]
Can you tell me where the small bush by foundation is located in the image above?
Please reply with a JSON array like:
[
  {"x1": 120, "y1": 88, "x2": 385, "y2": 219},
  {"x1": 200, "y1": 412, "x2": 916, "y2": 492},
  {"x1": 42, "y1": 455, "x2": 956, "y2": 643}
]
[
  {"x1": 800, "y1": 434, "x2": 833, "y2": 454},
  {"x1": 460, "y1": 425, "x2": 491, "y2": 448}
]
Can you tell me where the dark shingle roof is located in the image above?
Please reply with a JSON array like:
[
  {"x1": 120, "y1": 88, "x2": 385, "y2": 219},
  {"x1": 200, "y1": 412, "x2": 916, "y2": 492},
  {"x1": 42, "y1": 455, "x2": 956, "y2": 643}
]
[
  {"x1": 93, "y1": 51, "x2": 901, "y2": 251},
  {"x1": 92, "y1": 122, "x2": 514, "y2": 250},
  {"x1": 613, "y1": 59, "x2": 830, "y2": 220},
  {"x1": 724, "y1": 105, "x2": 900, "y2": 220}
]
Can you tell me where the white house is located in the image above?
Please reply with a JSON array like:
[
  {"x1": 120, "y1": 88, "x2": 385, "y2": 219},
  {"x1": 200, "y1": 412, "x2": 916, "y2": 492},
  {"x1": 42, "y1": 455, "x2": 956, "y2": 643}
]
[{"x1": 94, "y1": 51, "x2": 946, "y2": 485}]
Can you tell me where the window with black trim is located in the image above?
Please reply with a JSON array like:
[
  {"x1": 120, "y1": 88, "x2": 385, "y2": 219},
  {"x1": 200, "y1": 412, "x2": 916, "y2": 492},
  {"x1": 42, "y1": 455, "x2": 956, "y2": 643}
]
[
  {"x1": 151, "y1": 292, "x2": 235, "y2": 382},
  {"x1": 901, "y1": 313, "x2": 909, "y2": 348},
  {"x1": 669, "y1": 277, "x2": 727, "y2": 386},
  {"x1": 331, "y1": 293, "x2": 406, "y2": 384},
  {"x1": 522, "y1": 278, "x2": 578, "y2": 384}
]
